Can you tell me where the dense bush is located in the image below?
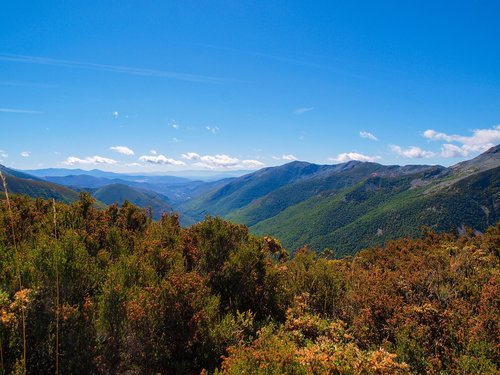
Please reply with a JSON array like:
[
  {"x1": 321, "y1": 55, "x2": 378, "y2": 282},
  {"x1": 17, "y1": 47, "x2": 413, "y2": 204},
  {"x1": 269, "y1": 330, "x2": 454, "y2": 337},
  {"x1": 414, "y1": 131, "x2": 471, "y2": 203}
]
[{"x1": 0, "y1": 193, "x2": 498, "y2": 374}]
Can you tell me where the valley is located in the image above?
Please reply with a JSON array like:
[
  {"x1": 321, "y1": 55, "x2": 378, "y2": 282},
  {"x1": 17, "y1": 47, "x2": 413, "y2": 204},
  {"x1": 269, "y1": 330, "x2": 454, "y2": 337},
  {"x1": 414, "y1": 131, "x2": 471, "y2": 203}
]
[{"x1": 2, "y1": 144, "x2": 498, "y2": 256}]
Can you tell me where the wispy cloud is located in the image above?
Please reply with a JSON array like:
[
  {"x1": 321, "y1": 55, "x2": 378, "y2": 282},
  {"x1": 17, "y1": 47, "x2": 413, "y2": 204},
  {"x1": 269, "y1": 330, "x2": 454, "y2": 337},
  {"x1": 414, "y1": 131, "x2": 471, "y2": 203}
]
[
  {"x1": 0, "y1": 108, "x2": 42, "y2": 114},
  {"x1": 194, "y1": 154, "x2": 239, "y2": 169},
  {"x1": 359, "y1": 131, "x2": 378, "y2": 141},
  {"x1": 181, "y1": 152, "x2": 200, "y2": 160},
  {"x1": 390, "y1": 145, "x2": 435, "y2": 158},
  {"x1": 282, "y1": 154, "x2": 298, "y2": 161},
  {"x1": 329, "y1": 152, "x2": 381, "y2": 163},
  {"x1": 112, "y1": 111, "x2": 119, "y2": 119},
  {"x1": 20, "y1": 151, "x2": 30, "y2": 157},
  {"x1": 110, "y1": 146, "x2": 134, "y2": 155},
  {"x1": 0, "y1": 53, "x2": 231, "y2": 84},
  {"x1": 170, "y1": 120, "x2": 180, "y2": 129},
  {"x1": 293, "y1": 107, "x2": 314, "y2": 115},
  {"x1": 205, "y1": 126, "x2": 220, "y2": 134},
  {"x1": 440, "y1": 143, "x2": 468, "y2": 158},
  {"x1": 239, "y1": 159, "x2": 265, "y2": 169},
  {"x1": 183, "y1": 152, "x2": 264, "y2": 169},
  {"x1": 423, "y1": 125, "x2": 500, "y2": 157},
  {"x1": 63, "y1": 156, "x2": 117, "y2": 165},
  {"x1": 138, "y1": 154, "x2": 185, "y2": 166},
  {"x1": 0, "y1": 150, "x2": 8, "y2": 158}
]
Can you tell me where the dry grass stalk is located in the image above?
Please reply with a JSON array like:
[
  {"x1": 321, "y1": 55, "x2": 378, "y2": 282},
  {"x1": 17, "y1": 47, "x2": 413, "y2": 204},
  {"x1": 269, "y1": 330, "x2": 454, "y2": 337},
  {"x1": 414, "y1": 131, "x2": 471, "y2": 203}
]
[
  {"x1": 0, "y1": 172, "x2": 27, "y2": 374},
  {"x1": 52, "y1": 199, "x2": 59, "y2": 375},
  {"x1": 0, "y1": 330, "x2": 4, "y2": 375}
]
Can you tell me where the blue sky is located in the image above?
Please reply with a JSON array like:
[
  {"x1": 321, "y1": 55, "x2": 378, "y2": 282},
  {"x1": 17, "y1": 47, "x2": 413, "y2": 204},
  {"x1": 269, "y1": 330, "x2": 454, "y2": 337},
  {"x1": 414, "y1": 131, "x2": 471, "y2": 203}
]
[{"x1": 1, "y1": 0, "x2": 500, "y2": 172}]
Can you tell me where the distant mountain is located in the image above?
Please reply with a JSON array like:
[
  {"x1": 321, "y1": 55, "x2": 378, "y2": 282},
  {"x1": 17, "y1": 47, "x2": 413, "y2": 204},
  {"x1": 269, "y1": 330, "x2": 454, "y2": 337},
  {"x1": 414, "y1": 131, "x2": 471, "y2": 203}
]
[
  {"x1": 44, "y1": 174, "x2": 115, "y2": 189},
  {"x1": 180, "y1": 145, "x2": 500, "y2": 256},
  {"x1": 24, "y1": 168, "x2": 192, "y2": 184},
  {"x1": 23, "y1": 167, "x2": 245, "y2": 182},
  {"x1": 183, "y1": 161, "x2": 339, "y2": 218},
  {"x1": 0, "y1": 164, "x2": 80, "y2": 203},
  {"x1": 251, "y1": 165, "x2": 499, "y2": 256},
  {"x1": 1, "y1": 165, "x2": 181, "y2": 219},
  {"x1": 24, "y1": 168, "x2": 128, "y2": 179},
  {"x1": 92, "y1": 183, "x2": 173, "y2": 219},
  {"x1": 227, "y1": 163, "x2": 445, "y2": 227},
  {"x1": 183, "y1": 160, "x2": 444, "y2": 222},
  {"x1": 151, "y1": 169, "x2": 255, "y2": 181},
  {"x1": 41, "y1": 174, "x2": 233, "y2": 206}
]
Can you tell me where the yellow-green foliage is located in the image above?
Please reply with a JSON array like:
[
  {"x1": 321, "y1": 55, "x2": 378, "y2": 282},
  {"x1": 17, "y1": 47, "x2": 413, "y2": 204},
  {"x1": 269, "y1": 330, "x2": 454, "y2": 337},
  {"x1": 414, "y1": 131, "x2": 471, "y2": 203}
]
[{"x1": 218, "y1": 295, "x2": 409, "y2": 374}]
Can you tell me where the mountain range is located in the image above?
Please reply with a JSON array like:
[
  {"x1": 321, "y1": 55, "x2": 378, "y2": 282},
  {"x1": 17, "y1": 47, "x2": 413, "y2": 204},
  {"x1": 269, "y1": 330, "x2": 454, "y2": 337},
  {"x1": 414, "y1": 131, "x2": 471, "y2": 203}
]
[
  {"x1": 180, "y1": 145, "x2": 500, "y2": 255},
  {"x1": 0, "y1": 164, "x2": 80, "y2": 203},
  {"x1": 1, "y1": 145, "x2": 499, "y2": 256}
]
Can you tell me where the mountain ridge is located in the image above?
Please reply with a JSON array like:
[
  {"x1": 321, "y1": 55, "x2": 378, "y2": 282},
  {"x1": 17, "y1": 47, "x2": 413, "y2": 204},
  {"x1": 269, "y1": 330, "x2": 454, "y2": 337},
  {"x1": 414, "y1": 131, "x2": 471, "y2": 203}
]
[
  {"x1": 0, "y1": 164, "x2": 80, "y2": 203},
  {"x1": 3, "y1": 145, "x2": 499, "y2": 256},
  {"x1": 180, "y1": 145, "x2": 500, "y2": 255},
  {"x1": 92, "y1": 183, "x2": 173, "y2": 219}
]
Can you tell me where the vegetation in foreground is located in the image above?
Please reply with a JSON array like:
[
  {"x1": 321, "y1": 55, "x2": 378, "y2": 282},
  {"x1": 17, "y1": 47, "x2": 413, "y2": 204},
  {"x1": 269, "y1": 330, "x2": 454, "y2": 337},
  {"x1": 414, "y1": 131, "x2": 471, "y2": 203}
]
[{"x1": 0, "y1": 192, "x2": 498, "y2": 374}]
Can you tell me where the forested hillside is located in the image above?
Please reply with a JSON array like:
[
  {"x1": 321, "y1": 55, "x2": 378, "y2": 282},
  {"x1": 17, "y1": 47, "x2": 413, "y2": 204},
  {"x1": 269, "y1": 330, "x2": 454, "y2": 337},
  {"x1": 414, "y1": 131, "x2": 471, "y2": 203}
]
[
  {"x1": 252, "y1": 165, "x2": 500, "y2": 256},
  {"x1": 92, "y1": 183, "x2": 173, "y2": 220},
  {"x1": 183, "y1": 146, "x2": 500, "y2": 255},
  {"x1": 0, "y1": 193, "x2": 498, "y2": 374},
  {"x1": 0, "y1": 165, "x2": 79, "y2": 203}
]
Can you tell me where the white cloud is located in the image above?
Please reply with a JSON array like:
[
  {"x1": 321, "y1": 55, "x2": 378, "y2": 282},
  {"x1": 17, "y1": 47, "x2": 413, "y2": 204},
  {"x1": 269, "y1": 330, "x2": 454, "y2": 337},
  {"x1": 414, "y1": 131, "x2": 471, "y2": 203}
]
[
  {"x1": 112, "y1": 111, "x2": 119, "y2": 119},
  {"x1": 329, "y1": 152, "x2": 381, "y2": 163},
  {"x1": 423, "y1": 125, "x2": 500, "y2": 157},
  {"x1": 293, "y1": 107, "x2": 314, "y2": 115},
  {"x1": 359, "y1": 131, "x2": 378, "y2": 141},
  {"x1": 138, "y1": 154, "x2": 185, "y2": 166},
  {"x1": 150, "y1": 149, "x2": 157, "y2": 155},
  {"x1": 390, "y1": 145, "x2": 435, "y2": 158},
  {"x1": 0, "y1": 150, "x2": 8, "y2": 158},
  {"x1": 196, "y1": 154, "x2": 239, "y2": 168},
  {"x1": 190, "y1": 153, "x2": 264, "y2": 169},
  {"x1": 282, "y1": 154, "x2": 297, "y2": 161},
  {"x1": 170, "y1": 120, "x2": 180, "y2": 129},
  {"x1": 20, "y1": 151, "x2": 30, "y2": 157},
  {"x1": 240, "y1": 159, "x2": 265, "y2": 168},
  {"x1": 440, "y1": 143, "x2": 468, "y2": 158},
  {"x1": 125, "y1": 162, "x2": 142, "y2": 167},
  {"x1": 170, "y1": 137, "x2": 180, "y2": 143},
  {"x1": 0, "y1": 108, "x2": 42, "y2": 114},
  {"x1": 110, "y1": 145, "x2": 134, "y2": 155},
  {"x1": 205, "y1": 126, "x2": 220, "y2": 134},
  {"x1": 181, "y1": 152, "x2": 201, "y2": 160},
  {"x1": 63, "y1": 156, "x2": 117, "y2": 165}
]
